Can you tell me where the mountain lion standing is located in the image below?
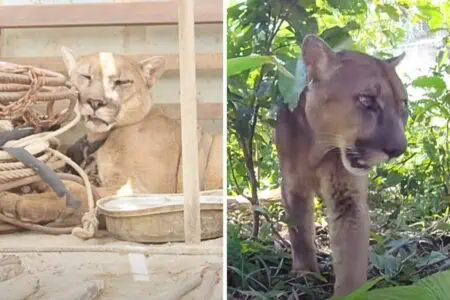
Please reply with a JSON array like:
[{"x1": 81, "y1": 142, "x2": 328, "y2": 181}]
[{"x1": 275, "y1": 35, "x2": 407, "y2": 296}]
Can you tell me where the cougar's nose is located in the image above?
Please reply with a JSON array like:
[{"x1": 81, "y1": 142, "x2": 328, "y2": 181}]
[
  {"x1": 383, "y1": 135, "x2": 407, "y2": 159},
  {"x1": 87, "y1": 98, "x2": 106, "y2": 110},
  {"x1": 381, "y1": 117, "x2": 407, "y2": 159},
  {"x1": 384, "y1": 146, "x2": 405, "y2": 159}
]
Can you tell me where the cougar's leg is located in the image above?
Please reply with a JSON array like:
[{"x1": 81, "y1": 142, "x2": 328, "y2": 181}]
[
  {"x1": 322, "y1": 174, "x2": 369, "y2": 296},
  {"x1": 282, "y1": 181, "x2": 319, "y2": 274}
]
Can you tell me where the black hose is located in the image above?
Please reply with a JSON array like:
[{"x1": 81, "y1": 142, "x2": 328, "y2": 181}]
[
  {"x1": 1, "y1": 147, "x2": 81, "y2": 209},
  {"x1": 0, "y1": 127, "x2": 34, "y2": 147}
]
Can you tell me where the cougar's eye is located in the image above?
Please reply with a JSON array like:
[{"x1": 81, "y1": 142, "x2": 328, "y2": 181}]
[
  {"x1": 358, "y1": 94, "x2": 377, "y2": 110},
  {"x1": 114, "y1": 79, "x2": 133, "y2": 86},
  {"x1": 80, "y1": 74, "x2": 91, "y2": 80}
]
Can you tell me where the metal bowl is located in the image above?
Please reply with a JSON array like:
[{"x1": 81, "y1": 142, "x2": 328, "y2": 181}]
[{"x1": 96, "y1": 194, "x2": 223, "y2": 243}]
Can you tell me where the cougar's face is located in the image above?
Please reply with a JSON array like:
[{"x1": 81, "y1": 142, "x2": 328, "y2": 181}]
[
  {"x1": 302, "y1": 35, "x2": 407, "y2": 176},
  {"x1": 61, "y1": 48, "x2": 166, "y2": 133}
]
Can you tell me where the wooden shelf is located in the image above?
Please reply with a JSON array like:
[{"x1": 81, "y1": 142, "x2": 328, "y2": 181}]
[
  {"x1": 0, "y1": 53, "x2": 223, "y2": 75},
  {"x1": 0, "y1": 1, "x2": 223, "y2": 29}
]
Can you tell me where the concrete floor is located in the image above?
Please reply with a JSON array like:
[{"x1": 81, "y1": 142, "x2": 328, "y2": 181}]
[{"x1": 0, "y1": 232, "x2": 223, "y2": 300}]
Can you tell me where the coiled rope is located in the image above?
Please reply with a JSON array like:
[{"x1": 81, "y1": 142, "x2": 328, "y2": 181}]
[
  {"x1": 0, "y1": 62, "x2": 97, "y2": 239},
  {"x1": 0, "y1": 62, "x2": 77, "y2": 132},
  {"x1": 0, "y1": 107, "x2": 98, "y2": 238}
]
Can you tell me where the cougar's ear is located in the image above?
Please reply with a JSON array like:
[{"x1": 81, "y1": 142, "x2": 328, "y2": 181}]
[
  {"x1": 140, "y1": 56, "x2": 166, "y2": 87},
  {"x1": 302, "y1": 34, "x2": 338, "y2": 81},
  {"x1": 61, "y1": 46, "x2": 78, "y2": 75},
  {"x1": 385, "y1": 52, "x2": 406, "y2": 68}
]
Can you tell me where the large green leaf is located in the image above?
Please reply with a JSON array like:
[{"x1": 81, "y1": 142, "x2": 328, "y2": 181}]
[
  {"x1": 340, "y1": 277, "x2": 384, "y2": 300},
  {"x1": 412, "y1": 75, "x2": 447, "y2": 93},
  {"x1": 227, "y1": 55, "x2": 274, "y2": 77},
  {"x1": 362, "y1": 285, "x2": 431, "y2": 300},
  {"x1": 278, "y1": 58, "x2": 307, "y2": 111},
  {"x1": 347, "y1": 270, "x2": 450, "y2": 300},
  {"x1": 416, "y1": 269, "x2": 450, "y2": 299}
]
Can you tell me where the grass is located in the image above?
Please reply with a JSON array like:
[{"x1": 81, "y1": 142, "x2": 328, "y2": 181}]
[{"x1": 227, "y1": 199, "x2": 450, "y2": 300}]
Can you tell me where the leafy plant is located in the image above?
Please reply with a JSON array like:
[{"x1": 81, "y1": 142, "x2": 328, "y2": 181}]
[{"x1": 341, "y1": 270, "x2": 450, "y2": 300}]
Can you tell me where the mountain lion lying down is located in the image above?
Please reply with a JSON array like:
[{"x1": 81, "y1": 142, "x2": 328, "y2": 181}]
[
  {"x1": 61, "y1": 48, "x2": 222, "y2": 197},
  {"x1": 275, "y1": 35, "x2": 407, "y2": 296}
]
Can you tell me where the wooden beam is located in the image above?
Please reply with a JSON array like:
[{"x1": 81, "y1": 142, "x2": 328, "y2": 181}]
[
  {"x1": 0, "y1": 1, "x2": 222, "y2": 29},
  {"x1": 179, "y1": 0, "x2": 201, "y2": 244},
  {"x1": 34, "y1": 102, "x2": 223, "y2": 121},
  {"x1": 0, "y1": 29, "x2": 3, "y2": 57},
  {"x1": 0, "y1": 53, "x2": 222, "y2": 75}
]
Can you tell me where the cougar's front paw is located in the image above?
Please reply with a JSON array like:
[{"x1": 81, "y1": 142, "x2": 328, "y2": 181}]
[{"x1": 291, "y1": 258, "x2": 320, "y2": 275}]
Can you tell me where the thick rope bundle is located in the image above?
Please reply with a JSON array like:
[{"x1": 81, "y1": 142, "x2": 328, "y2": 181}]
[
  {"x1": 0, "y1": 62, "x2": 97, "y2": 239},
  {"x1": 0, "y1": 61, "x2": 77, "y2": 132}
]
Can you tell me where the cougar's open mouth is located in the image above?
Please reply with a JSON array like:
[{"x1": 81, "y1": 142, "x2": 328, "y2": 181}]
[
  {"x1": 344, "y1": 148, "x2": 370, "y2": 170},
  {"x1": 339, "y1": 147, "x2": 372, "y2": 176},
  {"x1": 340, "y1": 146, "x2": 390, "y2": 176}
]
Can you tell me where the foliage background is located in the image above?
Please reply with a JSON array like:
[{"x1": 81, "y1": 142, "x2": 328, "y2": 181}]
[{"x1": 227, "y1": 0, "x2": 450, "y2": 299}]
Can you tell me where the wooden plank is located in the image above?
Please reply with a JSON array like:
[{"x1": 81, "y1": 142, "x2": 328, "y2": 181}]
[
  {"x1": 0, "y1": 29, "x2": 3, "y2": 57},
  {"x1": 34, "y1": 102, "x2": 223, "y2": 120},
  {"x1": 0, "y1": 1, "x2": 222, "y2": 29},
  {"x1": 0, "y1": 53, "x2": 222, "y2": 75},
  {"x1": 179, "y1": 0, "x2": 201, "y2": 244}
]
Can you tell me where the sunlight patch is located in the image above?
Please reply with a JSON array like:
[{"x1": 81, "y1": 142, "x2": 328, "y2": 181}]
[{"x1": 116, "y1": 178, "x2": 134, "y2": 196}]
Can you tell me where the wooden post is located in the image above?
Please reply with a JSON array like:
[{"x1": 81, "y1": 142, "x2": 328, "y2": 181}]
[
  {"x1": 0, "y1": 0, "x2": 3, "y2": 57},
  {"x1": 178, "y1": 0, "x2": 201, "y2": 244},
  {"x1": 0, "y1": 29, "x2": 3, "y2": 57}
]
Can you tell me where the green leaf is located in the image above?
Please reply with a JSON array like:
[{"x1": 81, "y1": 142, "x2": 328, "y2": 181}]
[
  {"x1": 278, "y1": 58, "x2": 307, "y2": 111},
  {"x1": 412, "y1": 75, "x2": 446, "y2": 92},
  {"x1": 385, "y1": 173, "x2": 404, "y2": 187},
  {"x1": 359, "y1": 270, "x2": 450, "y2": 300},
  {"x1": 369, "y1": 252, "x2": 402, "y2": 277},
  {"x1": 417, "y1": 5, "x2": 443, "y2": 30},
  {"x1": 422, "y1": 137, "x2": 438, "y2": 160},
  {"x1": 285, "y1": 4, "x2": 318, "y2": 40},
  {"x1": 416, "y1": 251, "x2": 448, "y2": 268},
  {"x1": 416, "y1": 269, "x2": 450, "y2": 298},
  {"x1": 320, "y1": 25, "x2": 356, "y2": 50},
  {"x1": 435, "y1": 222, "x2": 450, "y2": 231},
  {"x1": 227, "y1": 55, "x2": 274, "y2": 77},
  {"x1": 362, "y1": 285, "x2": 431, "y2": 300},
  {"x1": 327, "y1": 0, "x2": 367, "y2": 14},
  {"x1": 376, "y1": 4, "x2": 401, "y2": 21},
  {"x1": 274, "y1": 60, "x2": 295, "y2": 80},
  {"x1": 342, "y1": 277, "x2": 384, "y2": 300}
]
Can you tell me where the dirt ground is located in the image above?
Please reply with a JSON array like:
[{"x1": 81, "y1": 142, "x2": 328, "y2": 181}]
[{"x1": 0, "y1": 231, "x2": 223, "y2": 300}]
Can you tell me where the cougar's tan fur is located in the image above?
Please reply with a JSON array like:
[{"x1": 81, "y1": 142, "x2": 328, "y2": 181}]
[
  {"x1": 61, "y1": 48, "x2": 222, "y2": 197},
  {"x1": 275, "y1": 35, "x2": 407, "y2": 296}
]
